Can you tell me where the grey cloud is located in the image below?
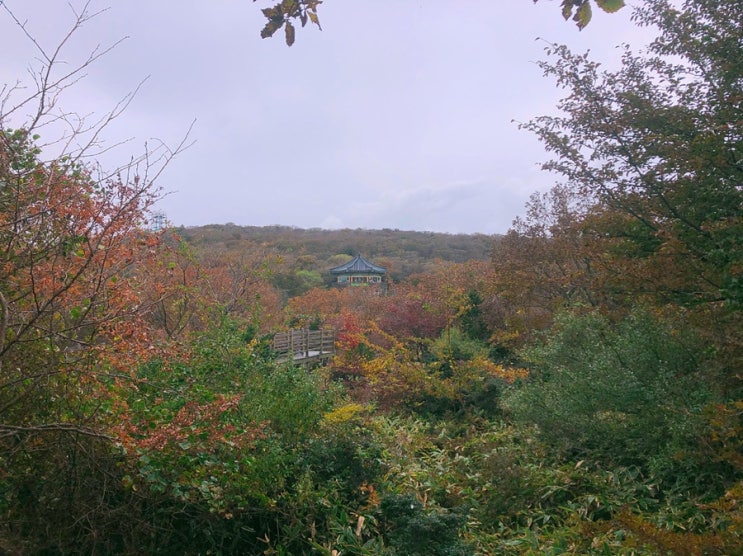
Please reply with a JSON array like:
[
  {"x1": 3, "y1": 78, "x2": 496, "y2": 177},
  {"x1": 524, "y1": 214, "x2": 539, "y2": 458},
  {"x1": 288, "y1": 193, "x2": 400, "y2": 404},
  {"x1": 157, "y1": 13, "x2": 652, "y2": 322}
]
[{"x1": 0, "y1": 0, "x2": 658, "y2": 233}]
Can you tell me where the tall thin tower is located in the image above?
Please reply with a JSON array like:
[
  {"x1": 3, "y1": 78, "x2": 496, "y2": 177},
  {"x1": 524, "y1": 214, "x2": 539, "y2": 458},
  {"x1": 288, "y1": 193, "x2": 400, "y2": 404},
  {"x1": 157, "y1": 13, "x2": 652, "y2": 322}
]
[{"x1": 150, "y1": 211, "x2": 167, "y2": 232}]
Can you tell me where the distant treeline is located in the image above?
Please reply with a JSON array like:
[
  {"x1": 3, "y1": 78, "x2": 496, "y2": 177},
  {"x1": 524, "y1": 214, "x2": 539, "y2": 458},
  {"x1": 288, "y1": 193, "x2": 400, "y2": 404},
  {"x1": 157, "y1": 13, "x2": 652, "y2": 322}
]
[{"x1": 177, "y1": 224, "x2": 499, "y2": 295}]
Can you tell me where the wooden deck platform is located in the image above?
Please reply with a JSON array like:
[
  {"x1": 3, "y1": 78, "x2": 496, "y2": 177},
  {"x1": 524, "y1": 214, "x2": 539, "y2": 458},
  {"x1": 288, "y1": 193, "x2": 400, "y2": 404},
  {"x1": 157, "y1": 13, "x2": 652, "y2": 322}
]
[{"x1": 273, "y1": 328, "x2": 336, "y2": 364}]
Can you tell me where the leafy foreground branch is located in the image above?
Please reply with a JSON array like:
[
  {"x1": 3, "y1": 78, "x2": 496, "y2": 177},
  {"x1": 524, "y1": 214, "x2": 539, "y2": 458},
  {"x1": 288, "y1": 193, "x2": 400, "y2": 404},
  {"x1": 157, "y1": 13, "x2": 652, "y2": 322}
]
[{"x1": 253, "y1": 0, "x2": 626, "y2": 46}]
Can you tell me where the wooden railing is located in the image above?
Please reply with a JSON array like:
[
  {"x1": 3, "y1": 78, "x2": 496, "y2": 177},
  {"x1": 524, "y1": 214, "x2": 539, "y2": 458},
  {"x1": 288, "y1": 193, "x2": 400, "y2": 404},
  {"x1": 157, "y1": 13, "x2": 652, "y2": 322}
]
[{"x1": 273, "y1": 328, "x2": 336, "y2": 363}]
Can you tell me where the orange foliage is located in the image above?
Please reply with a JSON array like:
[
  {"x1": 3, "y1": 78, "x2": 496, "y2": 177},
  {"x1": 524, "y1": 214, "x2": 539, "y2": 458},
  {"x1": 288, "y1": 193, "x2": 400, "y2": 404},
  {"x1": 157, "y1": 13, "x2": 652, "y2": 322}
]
[{"x1": 113, "y1": 395, "x2": 267, "y2": 454}]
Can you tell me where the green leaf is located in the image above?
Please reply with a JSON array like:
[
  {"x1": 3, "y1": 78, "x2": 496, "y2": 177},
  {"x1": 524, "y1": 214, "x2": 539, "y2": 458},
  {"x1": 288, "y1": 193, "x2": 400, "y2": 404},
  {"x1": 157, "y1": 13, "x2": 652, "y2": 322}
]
[
  {"x1": 595, "y1": 0, "x2": 625, "y2": 13},
  {"x1": 561, "y1": 0, "x2": 574, "y2": 21},
  {"x1": 575, "y1": 1, "x2": 592, "y2": 29}
]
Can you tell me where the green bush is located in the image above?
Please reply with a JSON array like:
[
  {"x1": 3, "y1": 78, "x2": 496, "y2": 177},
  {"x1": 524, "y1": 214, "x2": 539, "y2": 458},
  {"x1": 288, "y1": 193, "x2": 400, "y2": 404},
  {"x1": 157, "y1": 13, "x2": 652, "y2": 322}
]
[
  {"x1": 379, "y1": 494, "x2": 472, "y2": 556},
  {"x1": 506, "y1": 309, "x2": 712, "y2": 475},
  {"x1": 431, "y1": 327, "x2": 487, "y2": 367}
]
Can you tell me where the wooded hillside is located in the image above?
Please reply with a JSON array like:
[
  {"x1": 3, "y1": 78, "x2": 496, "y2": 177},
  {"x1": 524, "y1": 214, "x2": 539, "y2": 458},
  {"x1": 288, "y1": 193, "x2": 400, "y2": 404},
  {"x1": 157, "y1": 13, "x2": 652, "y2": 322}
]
[{"x1": 179, "y1": 224, "x2": 497, "y2": 295}]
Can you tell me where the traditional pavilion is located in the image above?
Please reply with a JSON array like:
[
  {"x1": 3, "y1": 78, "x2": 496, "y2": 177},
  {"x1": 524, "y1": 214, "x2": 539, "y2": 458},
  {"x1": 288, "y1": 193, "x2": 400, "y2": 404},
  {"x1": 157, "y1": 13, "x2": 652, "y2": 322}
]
[{"x1": 329, "y1": 254, "x2": 386, "y2": 286}]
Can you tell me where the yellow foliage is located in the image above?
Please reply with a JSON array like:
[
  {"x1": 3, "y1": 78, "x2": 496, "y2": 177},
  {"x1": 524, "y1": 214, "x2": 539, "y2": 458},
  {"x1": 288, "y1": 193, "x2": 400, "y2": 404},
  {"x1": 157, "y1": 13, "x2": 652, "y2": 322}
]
[
  {"x1": 322, "y1": 403, "x2": 365, "y2": 425},
  {"x1": 454, "y1": 355, "x2": 529, "y2": 386},
  {"x1": 705, "y1": 480, "x2": 743, "y2": 542}
]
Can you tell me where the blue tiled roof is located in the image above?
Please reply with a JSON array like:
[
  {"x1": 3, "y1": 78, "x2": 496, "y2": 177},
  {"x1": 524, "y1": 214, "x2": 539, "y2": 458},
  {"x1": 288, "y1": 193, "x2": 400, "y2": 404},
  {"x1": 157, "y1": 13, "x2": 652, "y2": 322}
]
[{"x1": 329, "y1": 255, "x2": 386, "y2": 274}]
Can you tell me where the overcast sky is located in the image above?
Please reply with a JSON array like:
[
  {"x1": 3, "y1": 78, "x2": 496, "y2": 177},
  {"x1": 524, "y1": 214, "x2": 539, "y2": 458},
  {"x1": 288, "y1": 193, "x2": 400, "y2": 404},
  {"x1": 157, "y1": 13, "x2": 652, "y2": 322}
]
[{"x1": 1, "y1": 1, "x2": 657, "y2": 234}]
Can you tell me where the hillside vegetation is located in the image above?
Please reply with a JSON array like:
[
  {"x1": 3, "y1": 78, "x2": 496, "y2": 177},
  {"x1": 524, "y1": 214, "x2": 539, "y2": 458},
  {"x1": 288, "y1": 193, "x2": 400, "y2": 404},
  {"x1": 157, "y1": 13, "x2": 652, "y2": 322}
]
[{"x1": 179, "y1": 224, "x2": 496, "y2": 293}]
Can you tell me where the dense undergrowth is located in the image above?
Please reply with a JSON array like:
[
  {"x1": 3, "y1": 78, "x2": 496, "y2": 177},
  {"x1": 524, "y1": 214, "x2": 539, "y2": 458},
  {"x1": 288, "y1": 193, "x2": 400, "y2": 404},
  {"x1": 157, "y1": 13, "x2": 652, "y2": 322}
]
[{"x1": 3, "y1": 309, "x2": 740, "y2": 554}]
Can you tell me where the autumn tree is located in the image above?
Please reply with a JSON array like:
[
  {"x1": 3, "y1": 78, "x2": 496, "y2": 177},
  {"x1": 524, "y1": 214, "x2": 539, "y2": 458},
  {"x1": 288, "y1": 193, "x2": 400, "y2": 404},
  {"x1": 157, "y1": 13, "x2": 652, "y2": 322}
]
[
  {"x1": 514, "y1": 0, "x2": 742, "y2": 399},
  {"x1": 284, "y1": 286, "x2": 352, "y2": 328},
  {"x1": 503, "y1": 2, "x2": 743, "y2": 538},
  {"x1": 522, "y1": 0, "x2": 742, "y2": 309},
  {"x1": 486, "y1": 183, "x2": 616, "y2": 357},
  {"x1": 0, "y1": 5, "x2": 192, "y2": 549},
  {"x1": 0, "y1": 3, "x2": 191, "y2": 432},
  {"x1": 138, "y1": 237, "x2": 282, "y2": 340},
  {"x1": 493, "y1": 185, "x2": 596, "y2": 306}
]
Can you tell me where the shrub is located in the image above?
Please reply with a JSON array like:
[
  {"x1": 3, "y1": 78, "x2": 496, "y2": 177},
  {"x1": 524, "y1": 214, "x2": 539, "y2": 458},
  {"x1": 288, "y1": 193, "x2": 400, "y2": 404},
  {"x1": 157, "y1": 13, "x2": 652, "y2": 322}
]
[
  {"x1": 379, "y1": 494, "x2": 472, "y2": 556},
  {"x1": 506, "y1": 309, "x2": 713, "y2": 477}
]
